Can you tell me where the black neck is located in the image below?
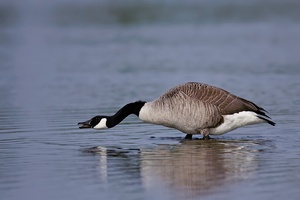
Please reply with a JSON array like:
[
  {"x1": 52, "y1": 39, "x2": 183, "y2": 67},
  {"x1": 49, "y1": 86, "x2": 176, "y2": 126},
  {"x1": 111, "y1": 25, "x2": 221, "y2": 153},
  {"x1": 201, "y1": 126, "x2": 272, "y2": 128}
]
[{"x1": 106, "y1": 101, "x2": 146, "y2": 128}]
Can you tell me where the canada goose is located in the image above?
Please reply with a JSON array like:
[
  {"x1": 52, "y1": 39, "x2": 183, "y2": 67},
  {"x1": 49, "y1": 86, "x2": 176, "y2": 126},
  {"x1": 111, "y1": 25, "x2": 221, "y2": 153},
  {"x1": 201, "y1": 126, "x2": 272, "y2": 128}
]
[{"x1": 78, "y1": 82, "x2": 275, "y2": 139}]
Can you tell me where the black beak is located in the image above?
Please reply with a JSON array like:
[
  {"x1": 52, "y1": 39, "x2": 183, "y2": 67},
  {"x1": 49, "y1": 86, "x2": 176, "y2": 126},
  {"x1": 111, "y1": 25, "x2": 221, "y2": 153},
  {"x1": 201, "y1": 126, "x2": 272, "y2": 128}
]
[{"x1": 78, "y1": 119, "x2": 92, "y2": 129}]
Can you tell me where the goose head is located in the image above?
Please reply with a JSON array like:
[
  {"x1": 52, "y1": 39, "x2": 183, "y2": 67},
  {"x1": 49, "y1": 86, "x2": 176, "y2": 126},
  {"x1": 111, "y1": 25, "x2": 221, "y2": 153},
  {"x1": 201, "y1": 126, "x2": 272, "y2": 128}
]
[{"x1": 78, "y1": 116, "x2": 108, "y2": 129}]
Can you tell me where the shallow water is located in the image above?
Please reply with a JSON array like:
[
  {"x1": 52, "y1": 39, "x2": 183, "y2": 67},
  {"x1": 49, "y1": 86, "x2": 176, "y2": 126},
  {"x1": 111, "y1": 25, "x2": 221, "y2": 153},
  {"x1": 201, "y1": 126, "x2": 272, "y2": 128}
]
[{"x1": 1, "y1": 1, "x2": 300, "y2": 200}]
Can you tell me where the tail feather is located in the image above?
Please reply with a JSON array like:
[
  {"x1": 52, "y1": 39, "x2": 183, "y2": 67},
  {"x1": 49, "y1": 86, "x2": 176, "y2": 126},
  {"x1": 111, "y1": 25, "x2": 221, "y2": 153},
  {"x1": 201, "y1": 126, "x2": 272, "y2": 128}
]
[
  {"x1": 254, "y1": 105, "x2": 276, "y2": 126},
  {"x1": 257, "y1": 115, "x2": 276, "y2": 126}
]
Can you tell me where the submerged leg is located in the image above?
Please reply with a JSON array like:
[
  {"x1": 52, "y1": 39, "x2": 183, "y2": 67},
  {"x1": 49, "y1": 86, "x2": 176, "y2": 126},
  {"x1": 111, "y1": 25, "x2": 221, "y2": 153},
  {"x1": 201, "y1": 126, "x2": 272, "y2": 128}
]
[
  {"x1": 201, "y1": 129, "x2": 211, "y2": 140},
  {"x1": 184, "y1": 134, "x2": 193, "y2": 140},
  {"x1": 202, "y1": 135, "x2": 211, "y2": 140}
]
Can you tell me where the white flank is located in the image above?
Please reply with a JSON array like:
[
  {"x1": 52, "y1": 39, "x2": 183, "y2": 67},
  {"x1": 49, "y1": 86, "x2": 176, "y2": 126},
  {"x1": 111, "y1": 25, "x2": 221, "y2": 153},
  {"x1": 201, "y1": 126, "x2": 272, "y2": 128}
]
[
  {"x1": 209, "y1": 111, "x2": 265, "y2": 135},
  {"x1": 94, "y1": 118, "x2": 108, "y2": 129}
]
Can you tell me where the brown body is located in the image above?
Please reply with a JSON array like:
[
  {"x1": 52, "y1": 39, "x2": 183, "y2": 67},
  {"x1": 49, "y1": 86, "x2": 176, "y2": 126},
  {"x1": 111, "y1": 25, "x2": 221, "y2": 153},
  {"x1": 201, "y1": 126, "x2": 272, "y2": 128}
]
[{"x1": 139, "y1": 82, "x2": 275, "y2": 135}]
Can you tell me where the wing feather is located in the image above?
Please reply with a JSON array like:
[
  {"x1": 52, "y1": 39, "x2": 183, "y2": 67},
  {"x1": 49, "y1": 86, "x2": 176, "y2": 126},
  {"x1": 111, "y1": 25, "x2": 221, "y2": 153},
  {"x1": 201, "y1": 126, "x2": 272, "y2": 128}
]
[{"x1": 159, "y1": 82, "x2": 271, "y2": 119}]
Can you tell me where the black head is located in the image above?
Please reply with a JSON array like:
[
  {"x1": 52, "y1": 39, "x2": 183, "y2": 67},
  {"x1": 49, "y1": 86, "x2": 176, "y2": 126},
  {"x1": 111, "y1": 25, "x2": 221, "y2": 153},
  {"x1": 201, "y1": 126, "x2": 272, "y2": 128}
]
[{"x1": 78, "y1": 116, "x2": 108, "y2": 129}]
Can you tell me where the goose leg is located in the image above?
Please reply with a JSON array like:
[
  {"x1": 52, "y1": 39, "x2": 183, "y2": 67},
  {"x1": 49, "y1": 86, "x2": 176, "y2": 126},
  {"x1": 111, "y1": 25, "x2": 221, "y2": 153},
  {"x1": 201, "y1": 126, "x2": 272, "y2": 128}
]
[
  {"x1": 201, "y1": 129, "x2": 211, "y2": 140},
  {"x1": 184, "y1": 134, "x2": 193, "y2": 140},
  {"x1": 202, "y1": 135, "x2": 211, "y2": 140}
]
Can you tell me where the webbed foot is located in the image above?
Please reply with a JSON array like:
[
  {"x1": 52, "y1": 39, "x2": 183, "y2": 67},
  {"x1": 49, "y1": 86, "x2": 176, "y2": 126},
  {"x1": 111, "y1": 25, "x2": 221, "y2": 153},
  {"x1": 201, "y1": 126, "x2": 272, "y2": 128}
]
[{"x1": 184, "y1": 134, "x2": 193, "y2": 140}]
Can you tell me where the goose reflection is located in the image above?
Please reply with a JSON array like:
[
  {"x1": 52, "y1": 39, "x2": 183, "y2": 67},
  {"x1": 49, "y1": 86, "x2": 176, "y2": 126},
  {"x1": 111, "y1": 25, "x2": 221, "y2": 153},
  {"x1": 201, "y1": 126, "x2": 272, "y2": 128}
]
[
  {"x1": 88, "y1": 139, "x2": 262, "y2": 198},
  {"x1": 140, "y1": 139, "x2": 259, "y2": 198}
]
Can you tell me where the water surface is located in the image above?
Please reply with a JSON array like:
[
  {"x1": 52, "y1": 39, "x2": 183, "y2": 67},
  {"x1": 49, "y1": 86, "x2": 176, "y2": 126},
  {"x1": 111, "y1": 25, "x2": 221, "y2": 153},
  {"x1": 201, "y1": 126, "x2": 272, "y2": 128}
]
[{"x1": 1, "y1": 1, "x2": 300, "y2": 200}]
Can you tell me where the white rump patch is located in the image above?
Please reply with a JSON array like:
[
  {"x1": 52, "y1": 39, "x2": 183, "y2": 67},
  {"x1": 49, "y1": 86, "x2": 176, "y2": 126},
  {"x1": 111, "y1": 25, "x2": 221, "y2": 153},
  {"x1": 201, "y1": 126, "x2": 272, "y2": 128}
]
[
  {"x1": 94, "y1": 118, "x2": 108, "y2": 129},
  {"x1": 209, "y1": 111, "x2": 265, "y2": 135}
]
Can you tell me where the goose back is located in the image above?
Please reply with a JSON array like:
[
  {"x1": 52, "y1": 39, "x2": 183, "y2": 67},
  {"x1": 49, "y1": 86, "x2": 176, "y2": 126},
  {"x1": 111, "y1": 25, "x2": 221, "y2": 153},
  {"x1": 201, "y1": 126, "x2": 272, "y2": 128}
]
[{"x1": 160, "y1": 82, "x2": 266, "y2": 116}]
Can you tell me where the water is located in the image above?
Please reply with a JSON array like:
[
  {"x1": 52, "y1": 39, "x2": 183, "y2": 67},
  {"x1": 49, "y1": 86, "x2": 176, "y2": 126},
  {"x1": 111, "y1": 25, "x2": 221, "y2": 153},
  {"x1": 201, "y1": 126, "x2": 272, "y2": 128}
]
[{"x1": 1, "y1": 0, "x2": 300, "y2": 200}]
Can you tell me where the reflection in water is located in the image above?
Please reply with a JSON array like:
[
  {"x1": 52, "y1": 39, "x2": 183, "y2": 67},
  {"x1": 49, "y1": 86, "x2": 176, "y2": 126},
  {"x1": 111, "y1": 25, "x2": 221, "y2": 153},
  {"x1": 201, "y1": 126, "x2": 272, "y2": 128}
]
[
  {"x1": 140, "y1": 140, "x2": 259, "y2": 198},
  {"x1": 85, "y1": 139, "x2": 266, "y2": 199}
]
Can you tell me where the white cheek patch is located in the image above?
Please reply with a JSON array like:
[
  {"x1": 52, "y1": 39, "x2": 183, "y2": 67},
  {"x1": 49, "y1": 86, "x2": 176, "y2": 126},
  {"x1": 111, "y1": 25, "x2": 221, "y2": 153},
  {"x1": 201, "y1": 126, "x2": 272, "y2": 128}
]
[{"x1": 94, "y1": 118, "x2": 108, "y2": 129}]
